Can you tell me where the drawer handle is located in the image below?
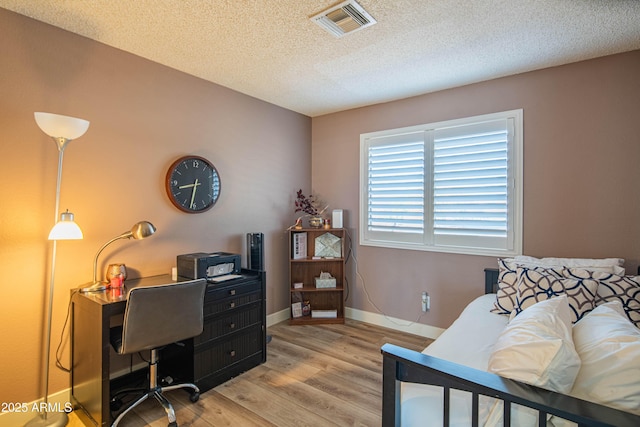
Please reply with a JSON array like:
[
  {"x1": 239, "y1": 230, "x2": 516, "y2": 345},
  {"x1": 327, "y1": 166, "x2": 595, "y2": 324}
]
[
  {"x1": 229, "y1": 322, "x2": 236, "y2": 329},
  {"x1": 229, "y1": 350, "x2": 236, "y2": 357},
  {"x1": 229, "y1": 302, "x2": 235, "y2": 308},
  {"x1": 229, "y1": 289, "x2": 236, "y2": 296}
]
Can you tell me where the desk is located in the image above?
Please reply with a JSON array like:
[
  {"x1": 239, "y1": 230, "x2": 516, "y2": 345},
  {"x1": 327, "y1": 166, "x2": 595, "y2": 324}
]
[{"x1": 70, "y1": 271, "x2": 266, "y2": 426}]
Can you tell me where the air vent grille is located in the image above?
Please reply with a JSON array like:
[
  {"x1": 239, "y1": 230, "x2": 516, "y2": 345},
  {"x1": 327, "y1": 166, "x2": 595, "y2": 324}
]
[{"x1": 311, "y1": 0, "x2": 377, "y2": 38}]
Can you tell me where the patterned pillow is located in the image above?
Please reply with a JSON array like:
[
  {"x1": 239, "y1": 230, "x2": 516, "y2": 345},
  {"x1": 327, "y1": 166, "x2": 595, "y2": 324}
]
[
  {"x1": 490, "y1": 259, "x2": 562, "y2": 315},
  {"x1": 563, "y1": 268, "x2": 640, "y2": 328},
  {"x1": 512, "y1": 267, "x2": 599, "y2": 323}
]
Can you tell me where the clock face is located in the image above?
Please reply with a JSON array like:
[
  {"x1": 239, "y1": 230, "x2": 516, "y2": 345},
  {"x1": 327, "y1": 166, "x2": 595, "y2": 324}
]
[{"x1": 166, "y1": 156, "x2": 221, "y2": 213}]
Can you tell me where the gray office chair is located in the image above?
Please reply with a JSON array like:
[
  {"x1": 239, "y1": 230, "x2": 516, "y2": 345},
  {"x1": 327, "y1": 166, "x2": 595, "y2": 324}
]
[{"x1": 109, "y1": 279, "x2": 207, "y2": 427}]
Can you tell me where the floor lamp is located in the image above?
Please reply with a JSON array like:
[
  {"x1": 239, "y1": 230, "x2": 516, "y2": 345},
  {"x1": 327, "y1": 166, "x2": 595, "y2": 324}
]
[{"x1": 26, "y1": 112, "x2": 89, "y2": 427}]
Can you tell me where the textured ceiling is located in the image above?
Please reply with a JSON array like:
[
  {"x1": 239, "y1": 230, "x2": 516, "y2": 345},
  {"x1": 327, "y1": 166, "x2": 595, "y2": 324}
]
[{"x1": 2, "y1": 0, "x2": 640, "y2": 117}]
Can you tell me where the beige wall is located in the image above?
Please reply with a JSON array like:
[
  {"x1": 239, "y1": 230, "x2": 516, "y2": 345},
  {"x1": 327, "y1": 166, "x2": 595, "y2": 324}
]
[
  {"x1": 312, "y1": 50, "x2": 640, "y2": 330},
  {"x1": 0, "y1": 9, "x2": 310, "y2": 403},
  {"x1": 3, "y1": 6, "x2": 640, "y2": 407}
]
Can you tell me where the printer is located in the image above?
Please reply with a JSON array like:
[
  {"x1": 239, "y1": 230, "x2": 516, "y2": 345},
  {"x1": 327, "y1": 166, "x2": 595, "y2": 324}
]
[{"x1": 177, "y1": 252, "x2": 241, "y2": 281}]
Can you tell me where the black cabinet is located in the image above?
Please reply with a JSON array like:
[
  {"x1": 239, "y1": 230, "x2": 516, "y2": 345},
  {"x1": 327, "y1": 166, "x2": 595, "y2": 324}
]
[{"x1": 160, "y1": 269, "x2": 267, "y2": 393}]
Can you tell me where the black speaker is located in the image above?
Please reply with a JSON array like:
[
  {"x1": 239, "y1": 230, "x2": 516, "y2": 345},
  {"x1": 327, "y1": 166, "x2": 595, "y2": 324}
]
[{"x1": 247, "y1": 232, "x2": 264, "y2": 271}]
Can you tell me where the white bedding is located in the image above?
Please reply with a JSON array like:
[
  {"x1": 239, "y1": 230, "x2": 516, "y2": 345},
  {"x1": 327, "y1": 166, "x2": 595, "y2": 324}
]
[
  {"x1": 395, "y1": 258, "x2": 640, "y2": 426},
  {"x1": 400, "y1": 294, "x2": 507, "y2": 426}
]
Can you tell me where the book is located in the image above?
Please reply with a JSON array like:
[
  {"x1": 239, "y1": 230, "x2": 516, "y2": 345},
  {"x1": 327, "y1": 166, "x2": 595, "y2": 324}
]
[
  {"x1": 292, "y1": 232, "x2": 307, "y2": 260},
  {"x1": 291, "y1": 302, "x2": 303, "y2": 318}
]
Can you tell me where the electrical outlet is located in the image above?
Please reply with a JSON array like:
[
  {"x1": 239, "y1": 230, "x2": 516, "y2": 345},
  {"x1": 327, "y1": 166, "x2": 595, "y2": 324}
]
[{"x1": 421, "y1": 291, "x2": 430, "y2": 312}]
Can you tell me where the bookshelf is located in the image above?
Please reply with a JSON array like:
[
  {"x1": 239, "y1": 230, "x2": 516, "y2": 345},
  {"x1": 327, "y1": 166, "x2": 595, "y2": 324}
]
[{"x1": 288, "y1": 228, "x2": 345, "y2": 325}]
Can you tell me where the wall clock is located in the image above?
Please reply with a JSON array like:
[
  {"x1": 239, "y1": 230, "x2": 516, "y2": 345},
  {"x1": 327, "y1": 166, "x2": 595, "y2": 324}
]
[{"x1": 166, "y1": 155, "x2": 221, "y2": 213}]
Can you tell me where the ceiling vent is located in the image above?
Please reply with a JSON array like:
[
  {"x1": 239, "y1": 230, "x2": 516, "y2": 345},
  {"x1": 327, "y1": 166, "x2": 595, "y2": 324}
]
[{"x1": 310, "y1": 0, "x2": 377, "y2": 38}]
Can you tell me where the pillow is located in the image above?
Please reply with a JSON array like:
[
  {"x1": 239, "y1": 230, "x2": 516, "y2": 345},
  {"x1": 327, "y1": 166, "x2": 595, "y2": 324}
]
[
  {"x1": 490, "y1": 255, "x2": 619, "y2": 316},
  {"x1": 486, "y1": 295, "x2": 581, "y2": 426},
  {"x1": 563, "y1": 268, "x2": 640, "y2": 328},
  {"x1": 512, "y1": 267, "x2": 599, "y2": 323},
  {"x1": 491, "y1": 259, "x2": 563, "y2": 315},
  {"x1": 570, "y1": 301, "x2": 640, "y2": 415},
  {"x1": 490, "y1": 258, "x2": 521, "y2": 315},
  {"x1": 513, "y1": 255, "x2": 625, "y2": 275},
  {"x1": 489, "y1": 295, "x2": 580, "y2": 391}
]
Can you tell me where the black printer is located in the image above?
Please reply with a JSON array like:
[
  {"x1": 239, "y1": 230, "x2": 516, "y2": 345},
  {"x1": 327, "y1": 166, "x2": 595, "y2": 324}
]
[{"x1": 177, "y1": 252, "x2": 241, "y2": 281}]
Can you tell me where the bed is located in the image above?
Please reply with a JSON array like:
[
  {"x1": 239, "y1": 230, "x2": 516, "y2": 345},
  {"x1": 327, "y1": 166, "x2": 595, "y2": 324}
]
[{"x1": 381, "y1": 257, "x2": 640, "y2": 426}]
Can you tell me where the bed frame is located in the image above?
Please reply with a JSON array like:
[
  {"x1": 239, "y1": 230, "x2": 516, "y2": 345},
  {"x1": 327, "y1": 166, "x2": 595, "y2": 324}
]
[{"x1": 381, "y1": 268, "x2": 640, "y2": 427}]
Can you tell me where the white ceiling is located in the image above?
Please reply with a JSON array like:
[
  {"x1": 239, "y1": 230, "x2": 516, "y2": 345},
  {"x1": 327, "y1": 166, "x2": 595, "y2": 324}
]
[{"x1": 2, "y1": 0, "x2": 640, "y2": 117}]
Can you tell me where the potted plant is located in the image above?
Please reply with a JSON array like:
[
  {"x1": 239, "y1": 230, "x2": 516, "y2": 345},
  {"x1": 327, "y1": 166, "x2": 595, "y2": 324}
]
[{"x1": 294, "y1": 189, "x2": 328, "y2": 228}]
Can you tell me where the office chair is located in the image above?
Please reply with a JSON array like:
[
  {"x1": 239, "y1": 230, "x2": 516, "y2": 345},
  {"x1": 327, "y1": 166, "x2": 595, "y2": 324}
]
[{"x1": 109, "y1": 279, "x2": 207, "y2": 427}]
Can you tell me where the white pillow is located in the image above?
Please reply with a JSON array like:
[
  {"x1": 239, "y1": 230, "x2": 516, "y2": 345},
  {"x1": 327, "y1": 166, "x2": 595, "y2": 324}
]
[
  {"x1": 570, "y1": 301, "x2": 640, "y2": 415},
  {"x1": 513, "y1": 255, "x2": 625, "y2": 275},
  {"x1": 489, "y1": 294, "x2": 580, "y2": 391},
  {"x1": 486, "y1": 295, "x2": 581, "y2": 426}
]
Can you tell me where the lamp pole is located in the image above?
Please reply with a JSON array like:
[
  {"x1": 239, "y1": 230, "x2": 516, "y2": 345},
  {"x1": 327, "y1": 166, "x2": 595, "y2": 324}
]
[{"x1": 27, "y1": 113, "x2": 89, "y2": 427}]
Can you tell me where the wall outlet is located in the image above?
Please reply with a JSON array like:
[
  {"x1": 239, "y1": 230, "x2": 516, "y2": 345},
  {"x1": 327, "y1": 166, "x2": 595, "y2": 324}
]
[{"x1": 421, "y1": 291, "x2": 430, "y2": 312}]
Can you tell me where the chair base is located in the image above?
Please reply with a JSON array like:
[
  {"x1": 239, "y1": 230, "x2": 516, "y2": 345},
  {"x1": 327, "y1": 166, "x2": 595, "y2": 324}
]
[{"x1": 111, "y1": 383, "x2": 199, "y2": 427}]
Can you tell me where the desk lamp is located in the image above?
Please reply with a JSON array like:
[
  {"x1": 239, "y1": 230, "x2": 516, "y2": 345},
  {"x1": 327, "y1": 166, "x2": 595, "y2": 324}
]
[
  {"x1": 28, "y1": 112, "x2": 89, "y2": 427},
  {"x1": 80, "y1": 221, "x2": 156, "y2": 293}
]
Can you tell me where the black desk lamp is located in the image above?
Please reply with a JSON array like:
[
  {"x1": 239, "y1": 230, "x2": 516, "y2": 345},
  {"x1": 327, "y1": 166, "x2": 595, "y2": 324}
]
[{"x1": 80, "y1": 221, "x2": 156, "y2": 293}]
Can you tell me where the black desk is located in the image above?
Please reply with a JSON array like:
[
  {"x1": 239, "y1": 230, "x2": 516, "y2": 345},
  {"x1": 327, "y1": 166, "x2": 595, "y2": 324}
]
[{"x1": 70, "y1": 271, "x2": 266, "y2": 426}]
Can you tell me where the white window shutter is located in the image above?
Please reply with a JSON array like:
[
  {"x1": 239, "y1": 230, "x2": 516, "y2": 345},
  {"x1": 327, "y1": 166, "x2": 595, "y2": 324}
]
[
  {"x1": 432, "y1": 118, "x2": 513, "y2": 251},
  {"x1": 367, "y1": 140, "x2": 425, "y2": 234},
  {"x1": 360, "y1": 110, "x2": 522, "y2": 256}
]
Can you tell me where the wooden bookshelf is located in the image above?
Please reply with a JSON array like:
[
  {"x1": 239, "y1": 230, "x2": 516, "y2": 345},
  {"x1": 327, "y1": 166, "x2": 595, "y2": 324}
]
[{"x1": 288, "y1": 228, "x2": 345, "y2": 325}]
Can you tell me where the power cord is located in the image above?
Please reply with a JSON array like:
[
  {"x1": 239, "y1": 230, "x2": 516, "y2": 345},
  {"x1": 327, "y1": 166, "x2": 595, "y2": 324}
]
[
  {"x1": 344, "y1": 228, "x2": 425, "y2": 327},
  {"x1": 55, "y1": 289, "x2": 79, "y2": 373}
]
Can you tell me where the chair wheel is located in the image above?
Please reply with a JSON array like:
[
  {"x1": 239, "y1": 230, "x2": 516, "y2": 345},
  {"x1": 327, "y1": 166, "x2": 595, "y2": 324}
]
[
  {"x1": 110, "y1": 398, "x2": 122, "y2": 412},
  {"x1": 189, "y1": 392, "x2": 200, "y2": 403}
]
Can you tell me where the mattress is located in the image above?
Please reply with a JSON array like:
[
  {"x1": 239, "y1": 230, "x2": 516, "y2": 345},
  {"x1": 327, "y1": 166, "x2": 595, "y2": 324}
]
[{"x1": 400, "y1": 294, "x2": 508, "y2": 426}]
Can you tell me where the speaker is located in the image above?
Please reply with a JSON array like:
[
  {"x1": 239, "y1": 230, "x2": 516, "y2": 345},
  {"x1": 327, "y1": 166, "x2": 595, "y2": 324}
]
[{"x1": 246, "y1": 232, "x2": 264, "y2": 271}]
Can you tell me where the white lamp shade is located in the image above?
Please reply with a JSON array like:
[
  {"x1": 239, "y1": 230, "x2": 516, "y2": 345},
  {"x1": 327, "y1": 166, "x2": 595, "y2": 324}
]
[
  {"x1": 48, "y1": 211, "x2": 83, "y2": 240},
  {"x1": 35, "y1": 112, "x2": 90, "y2": 140}
]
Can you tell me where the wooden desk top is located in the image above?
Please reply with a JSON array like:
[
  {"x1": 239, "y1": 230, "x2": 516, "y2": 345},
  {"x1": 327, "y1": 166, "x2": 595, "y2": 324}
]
[{"x1": 74, "y1": 275, "x2": 205, "y2": 306}]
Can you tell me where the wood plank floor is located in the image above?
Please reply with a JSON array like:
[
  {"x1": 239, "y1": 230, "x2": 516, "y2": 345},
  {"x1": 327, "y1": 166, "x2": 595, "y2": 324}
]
[{"x1": 68, "y1": 319, "x2": 432, "y2": 426}]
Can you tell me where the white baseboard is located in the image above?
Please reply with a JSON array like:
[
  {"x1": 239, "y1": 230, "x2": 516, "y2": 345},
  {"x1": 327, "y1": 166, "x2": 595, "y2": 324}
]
[
  {"x1": 0, "y1": 388, "x2": 72, "y2": 426},
  {"x1": 346, "y1": 307, "x2": 444, "y2": 339},
  {"x1": 267, "y1": 306, "x2": 443, "y2": 340},
  {"x1": 267, "y1": 308, "x2": 290, "y2": 327}
]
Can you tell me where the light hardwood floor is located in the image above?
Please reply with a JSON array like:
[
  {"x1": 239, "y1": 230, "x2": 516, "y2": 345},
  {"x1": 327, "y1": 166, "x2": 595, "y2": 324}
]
[{"x1": 68, "y1": 319, "x2": 431, "y2": 426}]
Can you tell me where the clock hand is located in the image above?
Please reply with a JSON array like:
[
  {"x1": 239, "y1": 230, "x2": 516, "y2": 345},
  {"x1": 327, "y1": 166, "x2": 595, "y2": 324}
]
[
  {"x1": 190, "y1": 179, "x2": 199, "y2": 209},
  {"x1": 179, "y1": 180, "x2": 202, "y2": 190}
]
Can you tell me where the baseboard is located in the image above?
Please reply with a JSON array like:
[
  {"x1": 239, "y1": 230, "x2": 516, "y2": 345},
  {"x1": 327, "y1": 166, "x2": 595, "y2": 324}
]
[
  {"x1": 0, "y1": 388, "x2": 72, "y2": 426},
  {"x1": 346, "y1": 307, "x2": 444, "y2": 339},
  {"x1": 267, "y1": 308, "x2": 290, "y2": 327},
  {"x1": 267, "y1": 306, "x2": 443, "y2": 340}
]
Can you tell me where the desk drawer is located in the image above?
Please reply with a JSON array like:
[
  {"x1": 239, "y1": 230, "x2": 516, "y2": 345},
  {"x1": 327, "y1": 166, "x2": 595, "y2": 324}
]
[
  {"x1": 195, "y1": 302, "x2": 261, "y2": 347},
  {"x1": 194, "y1": 325, "x2": 262, "y2": 380},
  {"x1": 205, "y1": 279, "x2": 260, "y2": 301},
  {"x1": 204, "y1": 290, "x2": 261, "y2": 316}
]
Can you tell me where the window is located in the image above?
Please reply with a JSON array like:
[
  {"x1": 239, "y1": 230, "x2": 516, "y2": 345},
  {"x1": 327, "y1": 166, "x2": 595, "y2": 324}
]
[{"x1": 360, "y1": 110, "x2": 522, "y2": 256}]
